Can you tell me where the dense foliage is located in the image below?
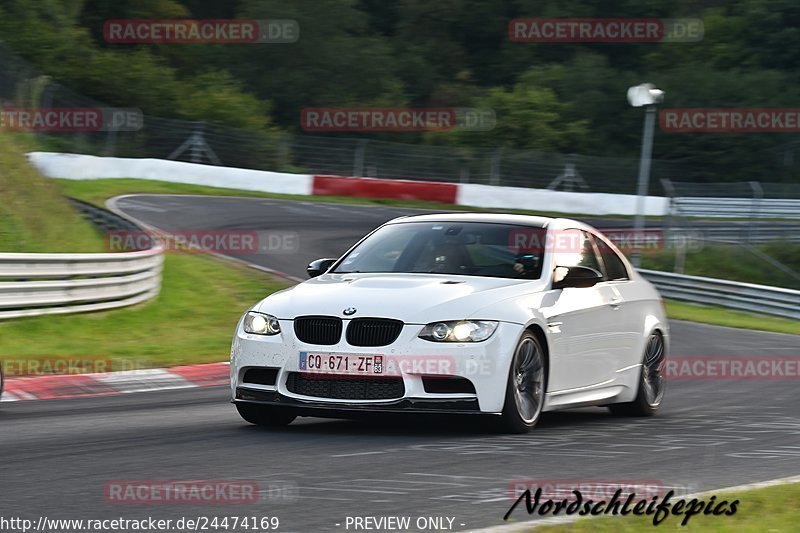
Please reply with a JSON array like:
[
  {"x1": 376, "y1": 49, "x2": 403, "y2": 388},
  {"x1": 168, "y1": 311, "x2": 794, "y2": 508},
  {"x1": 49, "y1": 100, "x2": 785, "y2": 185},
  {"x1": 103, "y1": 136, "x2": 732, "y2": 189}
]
[{"x1": 0, "y1": 0, "x2": 798, "y2": 182}]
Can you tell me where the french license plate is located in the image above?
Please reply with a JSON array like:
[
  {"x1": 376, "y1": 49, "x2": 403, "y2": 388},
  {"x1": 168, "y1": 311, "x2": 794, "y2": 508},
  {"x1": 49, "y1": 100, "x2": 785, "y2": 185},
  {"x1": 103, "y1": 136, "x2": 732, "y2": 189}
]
[{"x1": 299, "y1": 352, "x2": 384, "y2": 375}]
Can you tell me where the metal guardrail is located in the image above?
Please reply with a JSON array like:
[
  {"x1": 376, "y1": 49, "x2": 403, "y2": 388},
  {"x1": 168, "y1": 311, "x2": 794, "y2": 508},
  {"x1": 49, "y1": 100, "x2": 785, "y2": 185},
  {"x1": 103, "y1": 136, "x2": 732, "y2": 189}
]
[
  {"x1": 69, "y1": 197, "x2": 141, "y2": 232},
  {"x1": 673, "y1": 197, "x2": 800, "y2": 219},
  {"x1": 0, "y1": 249, "x2": 163, "y2": 319},
  {"x1": 0, "y1": 201, "x2": 164, "y2": 320},
  {"x1": 640, "y1": 269, "x2": 800, "y2": 320},
  {"x1": 663, "y1": 179, "x2": 800, "y2": 220},
  {"x1": 661, "y1": 226, "x2": 800, "y2": 244},
  {"x1": 700, "y1": 227, "x2": 800, "y2": 243}
]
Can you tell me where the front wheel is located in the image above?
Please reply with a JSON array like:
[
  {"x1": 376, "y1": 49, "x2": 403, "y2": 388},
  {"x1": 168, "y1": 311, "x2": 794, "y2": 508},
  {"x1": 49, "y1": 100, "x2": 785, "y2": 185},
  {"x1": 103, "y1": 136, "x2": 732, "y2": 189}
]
[
  {"x1": 497, "y1": 332, "x2": 547, "y2": 433},
  {"x1": 236, "y1": 403, "x2": 296, "y2": 427},
  {"x1": 609, "y1": 331, "x2": 665, "y2": 417}
]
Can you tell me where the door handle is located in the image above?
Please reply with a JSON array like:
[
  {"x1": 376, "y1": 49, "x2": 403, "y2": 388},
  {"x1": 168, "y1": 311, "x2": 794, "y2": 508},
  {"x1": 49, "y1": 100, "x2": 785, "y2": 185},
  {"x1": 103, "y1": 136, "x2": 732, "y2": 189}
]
[{"x1": 609, "y1": 296, "x2": 622, "y2": 310}]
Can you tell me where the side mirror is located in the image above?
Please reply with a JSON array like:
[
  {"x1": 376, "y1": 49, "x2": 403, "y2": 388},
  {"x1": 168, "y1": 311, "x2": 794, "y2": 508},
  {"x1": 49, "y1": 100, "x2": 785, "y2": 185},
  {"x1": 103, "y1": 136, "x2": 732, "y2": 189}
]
[
  {"x1": 552, "y1": 266, "x2": 603, "y2": 289},
  {"x1": 306, "y1": 258, "x2": 337, "y2": 278}
]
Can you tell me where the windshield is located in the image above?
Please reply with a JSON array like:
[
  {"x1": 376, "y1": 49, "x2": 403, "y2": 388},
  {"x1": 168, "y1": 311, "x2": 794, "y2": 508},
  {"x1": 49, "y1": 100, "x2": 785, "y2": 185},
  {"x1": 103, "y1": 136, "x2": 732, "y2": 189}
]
[{"x1": 333, "y1": 222, "x2": 545, "y2": 279}]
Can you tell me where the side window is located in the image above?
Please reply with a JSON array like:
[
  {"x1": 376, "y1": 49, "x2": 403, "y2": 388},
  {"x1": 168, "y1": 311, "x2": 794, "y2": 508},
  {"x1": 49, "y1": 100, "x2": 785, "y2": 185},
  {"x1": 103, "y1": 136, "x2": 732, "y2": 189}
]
[
  {"x1": 553, "y1": 229, "x2": 603, "y2": 274},
  {"x1": 592, "y1": 234, "x2": 630, "y2": 281}
]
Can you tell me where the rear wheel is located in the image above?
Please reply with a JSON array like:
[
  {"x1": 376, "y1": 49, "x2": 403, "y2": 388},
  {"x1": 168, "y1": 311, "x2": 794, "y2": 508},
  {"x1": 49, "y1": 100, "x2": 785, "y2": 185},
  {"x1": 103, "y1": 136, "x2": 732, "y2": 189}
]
[
  {"x1": 609, "y1": 331, "x2": 665, "y2": 416},
  {"x1": 498, "y1": 332, "x2": 546, "y2": 433},
  {"x1": 236, "y1": 403, "x2": 296, "y2": 427}
]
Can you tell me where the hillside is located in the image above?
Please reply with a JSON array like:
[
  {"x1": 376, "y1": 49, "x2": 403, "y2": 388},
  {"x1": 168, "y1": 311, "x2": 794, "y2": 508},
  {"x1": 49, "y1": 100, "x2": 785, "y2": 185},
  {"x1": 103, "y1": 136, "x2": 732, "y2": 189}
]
[{"x1": 0, "y1": 131, "x2": 104, "y2": 252}]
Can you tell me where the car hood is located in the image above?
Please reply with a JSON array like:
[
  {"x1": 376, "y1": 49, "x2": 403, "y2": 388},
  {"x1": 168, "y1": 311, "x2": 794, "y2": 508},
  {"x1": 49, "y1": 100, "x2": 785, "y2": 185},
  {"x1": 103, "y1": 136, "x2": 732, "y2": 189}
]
[{"x1": 255, "y1": 273, "x2": 547, "y2": 323}]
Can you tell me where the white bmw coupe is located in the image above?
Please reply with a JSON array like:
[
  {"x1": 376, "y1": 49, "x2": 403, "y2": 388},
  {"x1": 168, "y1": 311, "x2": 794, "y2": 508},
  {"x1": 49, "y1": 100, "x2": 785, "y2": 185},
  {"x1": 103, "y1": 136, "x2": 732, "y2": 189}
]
[{"x1": 230, "y1": 214, "x2": 667, "y2": 433}]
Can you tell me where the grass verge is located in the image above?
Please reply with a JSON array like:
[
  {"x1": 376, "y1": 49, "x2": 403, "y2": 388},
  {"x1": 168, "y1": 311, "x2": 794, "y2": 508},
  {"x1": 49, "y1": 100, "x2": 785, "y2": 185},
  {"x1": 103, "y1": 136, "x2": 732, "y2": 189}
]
[
  {"x1": 665, "y1": 300, "x2": 799, "y2": 336},
  {"x1": 642, "y1": 243, "x2": 800, "y2": 290},
  {"x1": 530, "y1": 481, "x2": 800, "y2": 532}
]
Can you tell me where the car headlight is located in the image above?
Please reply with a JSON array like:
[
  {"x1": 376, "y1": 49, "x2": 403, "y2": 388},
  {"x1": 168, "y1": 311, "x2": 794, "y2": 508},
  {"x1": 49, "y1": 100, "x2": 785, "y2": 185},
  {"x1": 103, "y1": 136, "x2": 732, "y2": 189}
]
[
  {"x1": 418, "y1": 320, "x2": 498, "y2": 342},
  {"x1": 243, "y1": 311, "x2": 281, "y2": 335}
]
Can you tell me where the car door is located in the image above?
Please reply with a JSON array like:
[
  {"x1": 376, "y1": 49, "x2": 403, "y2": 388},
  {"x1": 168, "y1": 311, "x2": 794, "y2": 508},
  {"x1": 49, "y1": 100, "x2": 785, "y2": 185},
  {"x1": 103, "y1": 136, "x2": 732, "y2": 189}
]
[
  {"x1": 544, "y1": 229, "x2": 619, "y2": 392},
  {"x1": 591, "y1": 232, "x2": 645, "y2": 373}
]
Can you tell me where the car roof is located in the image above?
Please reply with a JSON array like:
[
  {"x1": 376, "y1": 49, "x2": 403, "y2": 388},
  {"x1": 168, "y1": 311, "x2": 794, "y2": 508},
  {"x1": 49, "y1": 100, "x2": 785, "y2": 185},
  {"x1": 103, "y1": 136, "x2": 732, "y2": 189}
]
[{"x1": 385, "y1": 212, "x2": 589, "y2": 230}]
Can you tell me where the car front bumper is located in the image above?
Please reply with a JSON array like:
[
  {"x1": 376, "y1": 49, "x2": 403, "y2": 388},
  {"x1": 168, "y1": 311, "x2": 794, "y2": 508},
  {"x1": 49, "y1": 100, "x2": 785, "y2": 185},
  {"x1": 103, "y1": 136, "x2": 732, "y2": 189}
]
[{"x1": 230, "y1": 319, "x2": 524, "y2": 414}]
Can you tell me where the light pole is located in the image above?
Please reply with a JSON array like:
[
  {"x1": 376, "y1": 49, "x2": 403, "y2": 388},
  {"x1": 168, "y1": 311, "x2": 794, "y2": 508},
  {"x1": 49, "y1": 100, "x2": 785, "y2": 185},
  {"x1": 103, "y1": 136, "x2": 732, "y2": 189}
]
[{"x1": 627, "y1": 83, "x2": 664, "y2": 268}]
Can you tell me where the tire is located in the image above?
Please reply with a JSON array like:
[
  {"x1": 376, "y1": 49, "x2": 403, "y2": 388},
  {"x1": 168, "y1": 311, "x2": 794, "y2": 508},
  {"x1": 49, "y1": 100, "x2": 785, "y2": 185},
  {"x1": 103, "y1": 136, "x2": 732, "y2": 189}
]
[
  {"x1": 497, "y1": 331, "x2": 547, "y2": 433},
  {"x1": 609, "y1": 331, "x2": 665, "y2": 417},
  {"x1": 236, "y1": 403, "x2": 296, "y2": 427}
]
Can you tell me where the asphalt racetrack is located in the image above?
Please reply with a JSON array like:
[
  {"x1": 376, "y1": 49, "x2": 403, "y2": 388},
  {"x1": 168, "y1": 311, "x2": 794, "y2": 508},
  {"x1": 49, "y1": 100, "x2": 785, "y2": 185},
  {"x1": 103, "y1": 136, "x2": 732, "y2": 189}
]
[
  {"x1": 107, "y1": 194, "x2": 797, "y2": 280},
  {"x1": 1, "y1": 194, "x2": 798, "y2": 532}
]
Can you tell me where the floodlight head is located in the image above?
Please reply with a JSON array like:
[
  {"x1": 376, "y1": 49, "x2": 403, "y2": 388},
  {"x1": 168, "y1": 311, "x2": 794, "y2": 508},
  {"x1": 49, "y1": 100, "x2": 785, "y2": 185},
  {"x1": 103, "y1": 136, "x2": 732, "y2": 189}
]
[{"x1": 627, "y1": 83, "x2": 665, "y2": 107}]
